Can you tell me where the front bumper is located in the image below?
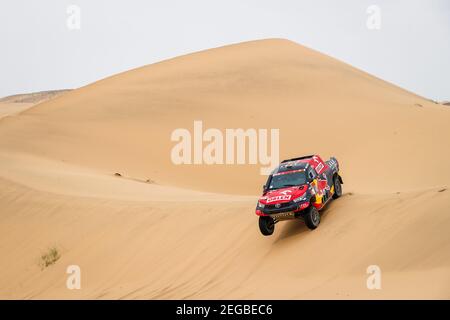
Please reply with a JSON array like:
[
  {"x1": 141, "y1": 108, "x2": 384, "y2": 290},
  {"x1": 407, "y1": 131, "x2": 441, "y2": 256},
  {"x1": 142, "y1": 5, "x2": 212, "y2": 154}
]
[
  {"x1": 262, "y1": 202, "x2": 299, "y2": 214},
  {"x1": 256, "y1": 201, "x2": 310, "y2": 220}
]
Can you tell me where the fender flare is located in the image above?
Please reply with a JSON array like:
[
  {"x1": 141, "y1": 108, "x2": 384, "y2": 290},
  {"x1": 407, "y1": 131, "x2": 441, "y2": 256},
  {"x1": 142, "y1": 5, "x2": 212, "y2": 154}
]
[{"x1": 333, "y1": 173, "x2": 344, "y2": 184}]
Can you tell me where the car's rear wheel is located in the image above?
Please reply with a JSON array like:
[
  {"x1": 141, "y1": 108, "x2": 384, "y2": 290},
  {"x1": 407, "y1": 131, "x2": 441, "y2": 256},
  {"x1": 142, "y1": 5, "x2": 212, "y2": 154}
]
[
  {"x1": 332, "y1": 176, "x2": 342, "y2": 199},
  {"x1": 304, "y1": 206, "x2": 320, "y2": 230},
  {"x1": 259, "y1": 216, "x2": 275, "y2": 236}
]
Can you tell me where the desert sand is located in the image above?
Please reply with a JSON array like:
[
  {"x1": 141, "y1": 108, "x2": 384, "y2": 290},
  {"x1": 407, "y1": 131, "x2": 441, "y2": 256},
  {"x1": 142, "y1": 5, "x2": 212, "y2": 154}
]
[
  {"x1": 0, "y1": 39, "x2": 449, "y2": 299},
  {"x1": 0, "y1": 90, "x2": 70, "y2": 120}
]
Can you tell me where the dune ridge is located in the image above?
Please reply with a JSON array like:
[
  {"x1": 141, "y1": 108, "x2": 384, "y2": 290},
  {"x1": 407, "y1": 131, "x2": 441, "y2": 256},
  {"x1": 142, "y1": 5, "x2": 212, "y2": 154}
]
[
  {"x1": 0, "y1": 89, "x2": 71, "y2": 104},
  {"x1": 0, "y1": 90, "x2": 71, "y2": 120}
]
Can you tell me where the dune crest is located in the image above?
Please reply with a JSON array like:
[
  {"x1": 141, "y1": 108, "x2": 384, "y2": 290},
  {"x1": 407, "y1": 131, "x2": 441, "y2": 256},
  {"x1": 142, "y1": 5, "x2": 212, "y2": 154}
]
[
  {"x1": 0, "y1": 90, "x2": 71, "y2": 120},
  {"x1": 1, "y1": 39, "x2": 449, "y2": 195}
]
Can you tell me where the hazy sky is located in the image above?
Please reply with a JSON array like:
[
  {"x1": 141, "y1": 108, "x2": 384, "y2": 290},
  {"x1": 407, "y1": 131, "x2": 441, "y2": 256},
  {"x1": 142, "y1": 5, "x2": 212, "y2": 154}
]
[{"x1": 1, "y1": 0, "x2": 449, "y2": 100}]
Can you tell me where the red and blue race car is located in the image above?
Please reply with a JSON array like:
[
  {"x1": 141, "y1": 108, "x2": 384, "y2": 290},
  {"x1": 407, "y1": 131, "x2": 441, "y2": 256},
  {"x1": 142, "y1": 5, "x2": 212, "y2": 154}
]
[{"x1": 256, "y1": 155, "x2": 343, "y2": 236}]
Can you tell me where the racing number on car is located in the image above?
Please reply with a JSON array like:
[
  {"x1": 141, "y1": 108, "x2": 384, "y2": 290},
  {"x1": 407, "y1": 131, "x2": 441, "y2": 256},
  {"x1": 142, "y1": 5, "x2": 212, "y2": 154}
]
[
  {"x1": 316, "y1": 163, "x2": 324, "y2": 174},
  {"x1": 312, "y1": 156, "x2": 324, "y2": 174}
]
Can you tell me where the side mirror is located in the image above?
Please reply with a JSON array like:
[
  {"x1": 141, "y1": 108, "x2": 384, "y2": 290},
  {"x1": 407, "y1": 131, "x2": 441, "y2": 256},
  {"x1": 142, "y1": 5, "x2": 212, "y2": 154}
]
[{"x1": 262, "y1": 185, "x2": 268, "y2": 193}]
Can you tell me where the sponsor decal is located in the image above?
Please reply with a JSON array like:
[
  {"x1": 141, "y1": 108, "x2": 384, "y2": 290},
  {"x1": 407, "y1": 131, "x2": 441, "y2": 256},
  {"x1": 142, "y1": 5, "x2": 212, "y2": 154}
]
[
  {"x1": 315, "y1": 162, "x2": 324, "y2": 173},
  {"x1": 272, "y1": 211, "x2": 295, "y2": 219},
  {"x1": 273, "y1": 169, "x2": 304, "y2": 176},
  {"x1": 299, "y1": 202, "x2": 309, "y2": 210},
  {"x1": 312, "y1": 156, "x2": 325, "y2": 173},
  {"x1": 320, "y1": 174, "x2": 330, "y2": 190},
  {"x1": 267, "y1": 195, "x2": 291, "y2": 203}
]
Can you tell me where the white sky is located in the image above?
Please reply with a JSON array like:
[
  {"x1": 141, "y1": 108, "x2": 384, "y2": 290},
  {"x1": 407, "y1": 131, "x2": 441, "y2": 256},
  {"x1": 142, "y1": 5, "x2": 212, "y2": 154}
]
[{"x1": 1, "y1": 0, "x2": 449, "y2": 101}]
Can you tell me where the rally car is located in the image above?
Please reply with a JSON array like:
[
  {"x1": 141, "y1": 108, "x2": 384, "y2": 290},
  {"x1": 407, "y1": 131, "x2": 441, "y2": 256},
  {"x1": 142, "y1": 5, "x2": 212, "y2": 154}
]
[{"x1": 256, "y1": 155, "x2": 343, "y2": 236}]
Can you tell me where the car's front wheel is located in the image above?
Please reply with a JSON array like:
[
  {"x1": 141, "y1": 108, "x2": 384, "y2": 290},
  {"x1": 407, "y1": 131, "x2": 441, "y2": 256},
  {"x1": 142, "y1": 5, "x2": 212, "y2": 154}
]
[
  {"x1": 259, "y1": 216, "x2": 275, "y2": 236},
  {"x1": 304, "y1": 206, "x2": 320, "y2": 230}
]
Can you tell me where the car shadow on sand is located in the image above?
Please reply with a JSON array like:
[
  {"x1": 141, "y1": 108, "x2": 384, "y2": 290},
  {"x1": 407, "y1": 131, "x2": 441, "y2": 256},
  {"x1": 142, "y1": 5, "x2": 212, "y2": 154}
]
[{"x1": 274, "y1": 202, "x2": 335, "y2": 243}]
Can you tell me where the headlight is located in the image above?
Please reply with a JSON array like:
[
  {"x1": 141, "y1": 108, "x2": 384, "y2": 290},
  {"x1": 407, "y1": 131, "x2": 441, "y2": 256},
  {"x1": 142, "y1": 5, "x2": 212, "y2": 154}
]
[
  {"x1": 293, "y1": 196, "x2": 307, "y2": 203},
  {"x1": 257, "y1": 201, "x2": 265, "y2": 208}
]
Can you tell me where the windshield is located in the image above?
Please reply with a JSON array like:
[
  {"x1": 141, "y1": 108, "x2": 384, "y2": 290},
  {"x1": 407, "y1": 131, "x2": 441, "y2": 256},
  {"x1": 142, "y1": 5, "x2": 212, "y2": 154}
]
[{"x1": 268, "y1": 171, "x2": 307, "y2": 190}]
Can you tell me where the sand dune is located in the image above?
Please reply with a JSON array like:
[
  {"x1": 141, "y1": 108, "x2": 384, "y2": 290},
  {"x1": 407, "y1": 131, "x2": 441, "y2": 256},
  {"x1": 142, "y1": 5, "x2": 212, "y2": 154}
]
[
  {"x1": 0, "y1": 90, "x2": 70, "y2": 120},
  {"x1": 0, "y1": 90, "x2": 71, "y2": 104},
  {"x1": 0, "y1": 102, "x2": 35, "y2": 120},
  {"x1": 1, "y1": 40, "x2": 448, "y2": 195},
  {"x1": 0, "y1": 39, "x2": 449, "y2": 299}
]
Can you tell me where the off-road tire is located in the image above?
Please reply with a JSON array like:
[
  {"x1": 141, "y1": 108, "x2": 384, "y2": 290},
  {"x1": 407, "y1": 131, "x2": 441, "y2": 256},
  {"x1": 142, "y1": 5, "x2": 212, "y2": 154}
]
[
  {"x1": 304, "y1": 206, "x2": 320, "y2": 230},
  {"x1": 259, "y1": 216, "x2": 275, "y2": 236},
  {"x1": 332, "y1": 176, "x2": 342, "y2": 199}
]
